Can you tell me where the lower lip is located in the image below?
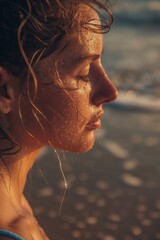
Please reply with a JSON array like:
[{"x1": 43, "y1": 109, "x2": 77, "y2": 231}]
[{"x1": 86, "y1": 119, "x2": 101, "y2": 130}]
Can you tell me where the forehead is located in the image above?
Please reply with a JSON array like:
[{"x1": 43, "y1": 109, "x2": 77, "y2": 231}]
[
  {"x1": 58, "y1": 6, "x2": 103, "y2": 65},
  {"x1": 63, "y1": 31, "x2": 103, "y2": 64},
  {"x1": 65, "y1": 5, "x2": 103, "y2": 58},
  {"x1": 39, "y1": 4, "x2": 103, "y2": 68}
]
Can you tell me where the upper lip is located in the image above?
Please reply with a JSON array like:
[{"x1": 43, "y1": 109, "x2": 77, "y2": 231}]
[{"x1": 87, "y1": 110, "x2": 104, "y2": 125}]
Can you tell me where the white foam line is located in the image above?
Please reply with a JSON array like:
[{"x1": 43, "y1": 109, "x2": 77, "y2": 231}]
[{"x1": 111, "y1": 92, "x2": 160, "y2": 112}]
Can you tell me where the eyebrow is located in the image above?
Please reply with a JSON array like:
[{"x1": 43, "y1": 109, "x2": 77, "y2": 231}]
[
  {"x1": 80, "y1": 53, "x2": 100, "y2": 61},
  {"x1": 71, "y1": 53, "x2": 101, "y2": 66}
]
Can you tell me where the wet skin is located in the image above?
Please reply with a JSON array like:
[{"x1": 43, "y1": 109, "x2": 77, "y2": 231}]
[
  {"x1": 0, "y1": 4, "x2": 117, "y2": 240},
  {"x1": 17, "y1": 25, "x2": 117, "y2": 153},
  {"x1": 8, "y1": 6, "x2": 118, "y2": 154}
]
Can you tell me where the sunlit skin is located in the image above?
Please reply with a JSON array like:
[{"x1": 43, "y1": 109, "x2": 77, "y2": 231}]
[
  {"x1": 19, "y1": 29, "x2": 117, "y2": 153},
  {"x1": 0, "y1": 4, "x2": 117, "y2": 240}
]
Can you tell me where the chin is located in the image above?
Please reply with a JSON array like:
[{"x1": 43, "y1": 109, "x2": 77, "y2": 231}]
[
  {"x1": 63, "y1": 135, "x2": 95, "y2": 153},
  {"x1": 50, "y1": 134, "x2": 95, "y2": 153},
  {"x1": 68, "y1": 142, "x2": 94, "y2": 153}
]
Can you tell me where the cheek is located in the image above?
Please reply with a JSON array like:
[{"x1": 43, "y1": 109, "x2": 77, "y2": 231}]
[
  {"x1": 38, "y1": 85, "x2": 93, "y2": 149},
  {"x1": 40, "y1": 82, "x2": 90, "y2": 118},
  {"x1": 20, "y1": 82, "x2": 94, "y2": 152}
]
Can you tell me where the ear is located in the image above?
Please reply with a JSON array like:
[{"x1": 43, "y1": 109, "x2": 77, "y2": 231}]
[{"x1": 0, "y1": 67, "x2": 14, "y2": 114}]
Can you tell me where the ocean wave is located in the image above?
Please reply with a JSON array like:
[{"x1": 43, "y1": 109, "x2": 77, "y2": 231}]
[
  {"x1": 108, "y1": 92, "x2": 160, "y2": 112},
  {"x1": 114, "y1": 11, "x2": 160, "y2": 26},
  {"x1": 113, "y1": 1, "x2": 160, "y2": 12},
  {"x1": 111, "y1": 1, "x2": 160, "y2": 26}
]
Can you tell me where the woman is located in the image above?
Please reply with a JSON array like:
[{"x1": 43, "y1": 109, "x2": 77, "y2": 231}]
[{"x1": 0, "y1": 0, "x2": 117, "y2": 239}]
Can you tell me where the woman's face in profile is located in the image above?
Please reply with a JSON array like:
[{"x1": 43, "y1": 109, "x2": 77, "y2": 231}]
[{"x1": 18, "y1": 6, "x2": 117, "y2": 153}]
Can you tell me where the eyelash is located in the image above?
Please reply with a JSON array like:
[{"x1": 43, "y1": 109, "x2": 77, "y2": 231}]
[{"x1": 78, "y1": 74, "x2": 90, "y2": 82}]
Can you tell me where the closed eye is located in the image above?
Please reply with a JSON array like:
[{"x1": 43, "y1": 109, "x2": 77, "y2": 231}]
[{"x1": 77, "y1": 74, "x2": 90, "y2": 82}]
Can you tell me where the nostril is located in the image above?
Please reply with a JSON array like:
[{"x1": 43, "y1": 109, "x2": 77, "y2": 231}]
[
  {"x1": 111, "y1": 89, "x2": 118, "y2": 102},
  {"x1": 103, "y1": 83, "x2": 118, "y2": 103},
  {"x1": 103, "y1": 90, "x2": 118, "y2": 104},
  {"x1": 91, "y1": 80, "x2": 118, "y2": 106}
]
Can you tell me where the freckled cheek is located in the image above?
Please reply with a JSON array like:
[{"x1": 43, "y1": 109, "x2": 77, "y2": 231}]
[
  {"x1": 35, "y1": 83, "x2": 91, "y2": 133},
  {"x1": 53, "y1": 98, "x2": 89, "y2": 132},
  {"x1": 70, "y1": 89, "x2": 91, "y2": 122},
  {"x1": 37, "y1": 90, "x2": 86, "y2": 128}
]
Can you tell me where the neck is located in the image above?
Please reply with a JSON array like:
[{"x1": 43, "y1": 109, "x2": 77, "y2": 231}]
[{"x1": 0, "y1": 147, "x2": 43, "y2": 214}]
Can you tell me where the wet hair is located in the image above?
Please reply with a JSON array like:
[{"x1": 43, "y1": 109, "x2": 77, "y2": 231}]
[
  {"x1": 0, "y1": 0, "x2": 112, "y2": 75},
  {"x1": 0, "y1": 0, "x2": 113, "y2": 156}
]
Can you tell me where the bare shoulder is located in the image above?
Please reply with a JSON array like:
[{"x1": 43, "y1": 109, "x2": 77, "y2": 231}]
[
  {"x1": 0, "y1": 218, "x2": 46, "y2": 240},
  {"x1": 0, "y1": 215, "x2": 32, "y2": 239},
  {"x1": 0, "y1": 196, "x2": 49, "y2": 240},
  {"x1": 0, "y1": 200, "x2": 33, "y2": 239}
]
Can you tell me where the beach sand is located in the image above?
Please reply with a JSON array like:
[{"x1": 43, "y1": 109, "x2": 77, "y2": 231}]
[{"x1": 26, "y1": 108, "x2": 160, "y2": 240}]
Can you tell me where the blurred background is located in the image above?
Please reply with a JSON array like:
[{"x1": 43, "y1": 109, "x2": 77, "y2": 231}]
[{"x1": 26, "y1": 0, "x2": 160, "y2": 239}]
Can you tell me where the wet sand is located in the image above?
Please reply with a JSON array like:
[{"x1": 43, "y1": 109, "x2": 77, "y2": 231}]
[{"x1": 25, "y1": 108, "x2": 160, "y2": 240}]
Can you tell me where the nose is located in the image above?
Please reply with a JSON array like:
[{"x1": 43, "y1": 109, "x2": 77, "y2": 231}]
[{"x1": 90, "y1": 67, "x2": 118, "y2": 106}]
